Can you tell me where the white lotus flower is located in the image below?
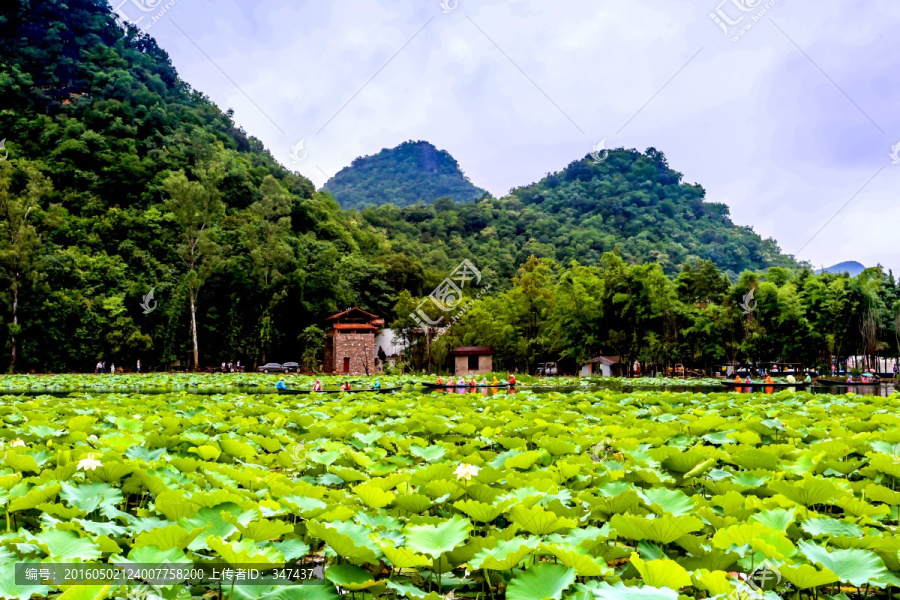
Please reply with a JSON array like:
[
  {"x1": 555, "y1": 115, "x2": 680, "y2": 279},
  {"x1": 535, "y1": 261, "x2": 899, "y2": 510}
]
[
  {"x1": 454, "y1": 463, "x2": 480, "y2": 481},
  {"x1": 9, "y1": 439, "x2": 25, "y2": 448},
  {"x1": 77, "y1": 453, "x2": 103, "y2": 471}
]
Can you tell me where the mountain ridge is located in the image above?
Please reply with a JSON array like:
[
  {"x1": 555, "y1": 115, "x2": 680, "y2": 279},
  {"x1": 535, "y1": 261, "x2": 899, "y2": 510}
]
[{"x1": 322, "y1": 140, "x2": 487, "y2": 209}]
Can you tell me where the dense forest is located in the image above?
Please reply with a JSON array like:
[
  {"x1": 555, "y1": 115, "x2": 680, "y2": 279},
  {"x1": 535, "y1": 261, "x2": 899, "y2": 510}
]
[
  {"x1": 0, "y1": 0, "x2": 867, "y2": 375},
  {"x1": 395, "y1": 257, "x2": 900, "y2": 376},
  {"x1": 323, "y1": 140, "x2": 487, "y2": 210}
]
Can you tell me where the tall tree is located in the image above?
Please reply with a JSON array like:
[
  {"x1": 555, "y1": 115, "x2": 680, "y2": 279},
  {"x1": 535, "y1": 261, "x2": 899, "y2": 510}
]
[
  {"x1": 163, "y1": 162, "x2": 225, "y2": 370},
  {"x1": 0, "y1": 161, "x2": 51, "y2": 372},
  {"x1": 241, "y1": 175, "x2": 295, "y2": 362}
]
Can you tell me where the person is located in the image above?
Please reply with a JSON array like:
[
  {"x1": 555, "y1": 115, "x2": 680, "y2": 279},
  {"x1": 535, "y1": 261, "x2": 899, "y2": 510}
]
[
  {"x1": 221, "y1": 361, "x2": 226, "y2": 372},
  {"x1": 342, "y1": 381, "x2": 351, "y2": 391},
  {"x1": 110, "y1": 363, "x2": 115, "y2": 374},
  {"x1": 894, "y1": 364, "x2": 899, "y2": 380},
  {"x1": 236, "y1": 360, "x2": 241, "y2": 372},
  {"x1": 745, "y1": 375, "x2": 753, "y2": 384},
  {"x1": 847, "y1": 375, "x2": 854, "y2": 383},
  {"x1": 456, "y1": 376, "x2": 465, "y2": 387},
  {"x1": 805, "y1": 373, "x2": 812, "y2": 383},
  {"x1": 95, "y1": 361, "x2": 101, "y2": 374},
  {"x1": 734, "y1": 375, "x2": 743, "y2": 383},
  {"x1": 276, "y1": 378, "x2": 287, "y2": 391},
  {"x1": 313, "y1": 379, "x2": 322, "y2": 392},
  {"x1": 508, "y1": 373, "x2": 516, "y2": 387},
  {"x1": 765, "y1": 375, "x2": 774, "y2": 384},
  {"x1": 480, "y1": 377, "x2": 488, "y2": 386},
  {"x1": 470, "y1": 376, "x2": 477, "y2": 387},
  {"x1": 436, "y1": 375, "x2": 444, "y2": 385},
  {"x1": 491, "y1": 376, "x2": 499, "y2": 386},
  {"x1": 374, "y1": 379, "x2": 381, "y2": 390},
  {"x1": 786, "y1": 374, "x2": 796, "y2": 383},
  {"x1": 136, "y1": 359, "x2": 141, "y2": 373}
]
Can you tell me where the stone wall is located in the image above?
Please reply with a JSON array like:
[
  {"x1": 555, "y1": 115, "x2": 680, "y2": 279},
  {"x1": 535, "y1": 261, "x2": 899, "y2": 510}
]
[
  {"x1": 454, "y1": 354, "x2": 493, "y2": 376},
  {"x1": 331, "y1": 333, "x2": 377, "y2": 375}
]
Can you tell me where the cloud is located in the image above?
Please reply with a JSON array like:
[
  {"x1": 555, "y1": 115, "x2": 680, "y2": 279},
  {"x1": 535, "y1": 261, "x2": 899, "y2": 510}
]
[{"x1": 146, "y1": 0, "x2": 900, "y2": 272}]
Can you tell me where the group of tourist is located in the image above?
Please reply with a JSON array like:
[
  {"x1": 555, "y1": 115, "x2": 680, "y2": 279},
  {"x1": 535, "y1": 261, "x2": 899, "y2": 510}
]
[
  {"x1": 220, "y1": 361, "x2": 242, "y2": 372},
  {"x1": 435, "y1": 374, "x2": 516, "y2": 387}
]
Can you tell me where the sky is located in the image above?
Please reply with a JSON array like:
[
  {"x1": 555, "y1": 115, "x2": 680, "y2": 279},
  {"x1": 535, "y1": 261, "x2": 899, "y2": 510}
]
[{"x1": 116, "y1": 0, "x2": 900, "y2": 273}]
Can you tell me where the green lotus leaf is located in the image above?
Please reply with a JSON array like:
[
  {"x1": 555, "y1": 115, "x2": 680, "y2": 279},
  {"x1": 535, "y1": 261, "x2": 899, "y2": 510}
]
[
  {"x1": 352, "y1": 483, "x2": 395, "y2": 509},
  {"x1": 801, "y1": 517, "x2": 863, "y2": 538},
  {"x1": 207, "y1": 535, "x2": 285, "y2": 568},
  {"x1": 5, "y1": 451, "x2": 40, "y2": 473},
  {"x1": 542, "y1": 543, "x2": 611, "y2": 576},
  {"x1": 768, "y1": 476, "x2": 840, "y2": 507},
  {"x1": 385, "y1": 580, "x2": 442, "y2": 600},
  {"x1": 630, "y1": 553, "x2": 692, "y2": 589},
  {"x1": 258, "y1": 582, "x2": 341, "y2": 599},
  {"x1": 409, "y1": 444, "x2": 446, "y2": 462},
  {"x1": 779, "y1": 563, "x2": 839, "y2": 589},
  {"x1": 114, "y1": 544, "x2": 189, "y2": 565},
  {"x1": 508, "y1": 505, "x2": 576, "y2": 536},
  {"x1": 865, "y1": 483, "x2": 900, "y2": 505},
  {"x1": 306, "y1": 521, "x2": 380, "y2": 563},
  {"x1": 505, "y1": 450, "x2": 543, "y2": 470},
  {"x1": 798, "y1": 541, "x2": 888, "y2": 587},
  {"x1": 227, "y1": 516, "x2": 294, "y2": 541},
  {"x1": 690, "y1": 569, "x2": 733, "y2": 596},
  {"x1": 219, "y1": 438, "x2": 256, "y2": 459},
  {"x1": 638, "y1": 488, "x2": 694, "y2": 516},
  {"x1": 393, "y1": 494, "x2": 432, "y2": 514},
  {"x1": 271, "y1": 538, "x2": 310, "y2": 562},
  {"x1": 610, "y1": 514, "x2": 703, "y2": 544},
  {"x1": 378, "y1": 543, "x2": 432, "y2": 568},
  {"x1": 452, "y1": 499, "x2": 509, "y2": 523},
  {"x1": 506, "y1": 563, "x2": 575, "y2": 600},
  {"x1": 154, "y1": 489, "x2": 200, "y2": 521},
  {"x1": 35, "y1": 528, "x2": 102, "y2": 560},
  {"x1": 133, "y1": 524, "x2": 210, "y2": 550},
  {"x1": 748, "y1": 508, "x2": 795, "y2": 532},
  {"x1": 9, "y1": 482, "x2": 61, "y2": 512},
  {"x1": 470, "y1": 538, "x2": 537, "y2": 570},
  {"x1": 189, "y1": 444, "x2": 222, "y2": 461},
  {"x1": 404, "y1": 515, "x2": 471, "y2": 558},
  {"x1": 178, "y1": 503, "x2": 254, "y2": 551},
  {"x1": 324, "y1": 564, "x2": 380, "y2": 591}
]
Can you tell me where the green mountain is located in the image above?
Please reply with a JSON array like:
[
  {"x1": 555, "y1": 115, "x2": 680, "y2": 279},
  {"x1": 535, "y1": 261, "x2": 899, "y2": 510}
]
[
  {"x1": 818, "y1": 261, "x2": 866, "y2": 276},
  {"x1": 323, "y1": 140, "x2": 487, "y2": 209},
  {"x1": 360, "y1": 147, "x2": 795, "y2": 280}
]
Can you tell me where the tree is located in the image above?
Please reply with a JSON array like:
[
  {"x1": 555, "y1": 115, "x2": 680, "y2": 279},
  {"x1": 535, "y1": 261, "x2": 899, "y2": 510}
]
[
  {"x1": 163, "y1": 162, "x2": 225, "y2": 370},
  {"x1": 0, "y1": 161, "x2": 51, "y2": 372},
  {"x1": 299, "y1": 325, "x2": 326, "y2": 372},
  {"x1": 242, "y1": 175, "x2": 295, "y2": 362}
]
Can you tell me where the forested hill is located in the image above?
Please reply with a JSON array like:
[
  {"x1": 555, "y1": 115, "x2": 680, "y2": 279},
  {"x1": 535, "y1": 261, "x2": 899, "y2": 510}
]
[
  {"x1": 361, "y1": 148, "x2": 795, "y2": 280},
  {"x1": 0, "y1": 0, "x2": 397, "y2": 372},
  {"x1": 323, "y1": 140, "x2": 487, "y2": 209}
]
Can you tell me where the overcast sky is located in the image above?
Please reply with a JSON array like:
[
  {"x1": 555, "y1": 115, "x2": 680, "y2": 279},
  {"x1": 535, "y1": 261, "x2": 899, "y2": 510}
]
[{"x1": 120, "y1": 0, "x2": 900, "y2": 274}]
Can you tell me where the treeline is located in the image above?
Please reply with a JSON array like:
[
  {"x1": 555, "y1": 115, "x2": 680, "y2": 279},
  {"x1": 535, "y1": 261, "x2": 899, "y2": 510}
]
[{"x1": 393, "y1": 256, "x2": 900, "y2": 375}]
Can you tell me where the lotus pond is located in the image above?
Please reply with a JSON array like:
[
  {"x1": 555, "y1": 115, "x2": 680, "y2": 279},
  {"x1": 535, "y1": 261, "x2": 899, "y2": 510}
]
[{"x1": 2, "y1": 385, "x2": 900, "y2": 599}]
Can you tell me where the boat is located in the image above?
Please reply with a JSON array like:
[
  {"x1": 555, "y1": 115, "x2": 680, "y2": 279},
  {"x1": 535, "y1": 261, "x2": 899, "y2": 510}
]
[
  {"x1": 419, "y1": 381, "x2": 511, "y2": 389},
  {"x1": 815, "y1": 377, "x2": 882, "y2": 386},
  {"x1": 720, "y1": 381, "x2": 811, "y2": 388},
  {"x1": 277, "y1": 386, "x2": 400, "y2": 395}
]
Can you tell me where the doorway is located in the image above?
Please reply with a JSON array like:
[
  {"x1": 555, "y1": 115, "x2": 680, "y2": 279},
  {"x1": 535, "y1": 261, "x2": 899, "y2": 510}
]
[{"x1": 343, "y1": 357, "x2": 350, "y2": 373}]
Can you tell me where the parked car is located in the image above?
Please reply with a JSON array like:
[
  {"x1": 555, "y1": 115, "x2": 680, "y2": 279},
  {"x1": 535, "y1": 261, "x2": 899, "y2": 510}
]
[
  {"x1": 535, "y1": 362, "x2": 559, "y2": 376},
  {"x1": 282, "y1": 362, "x2": 302, "y2": 373},
  {"x1": 257, "y1": 363, "x2": 285, "y2": 373}
]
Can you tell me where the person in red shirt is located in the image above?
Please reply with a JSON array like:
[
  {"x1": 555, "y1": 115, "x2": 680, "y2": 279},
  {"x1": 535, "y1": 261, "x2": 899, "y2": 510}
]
[{"x1": 508, "y1": 373, "x2": 516, "y2": 386}]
